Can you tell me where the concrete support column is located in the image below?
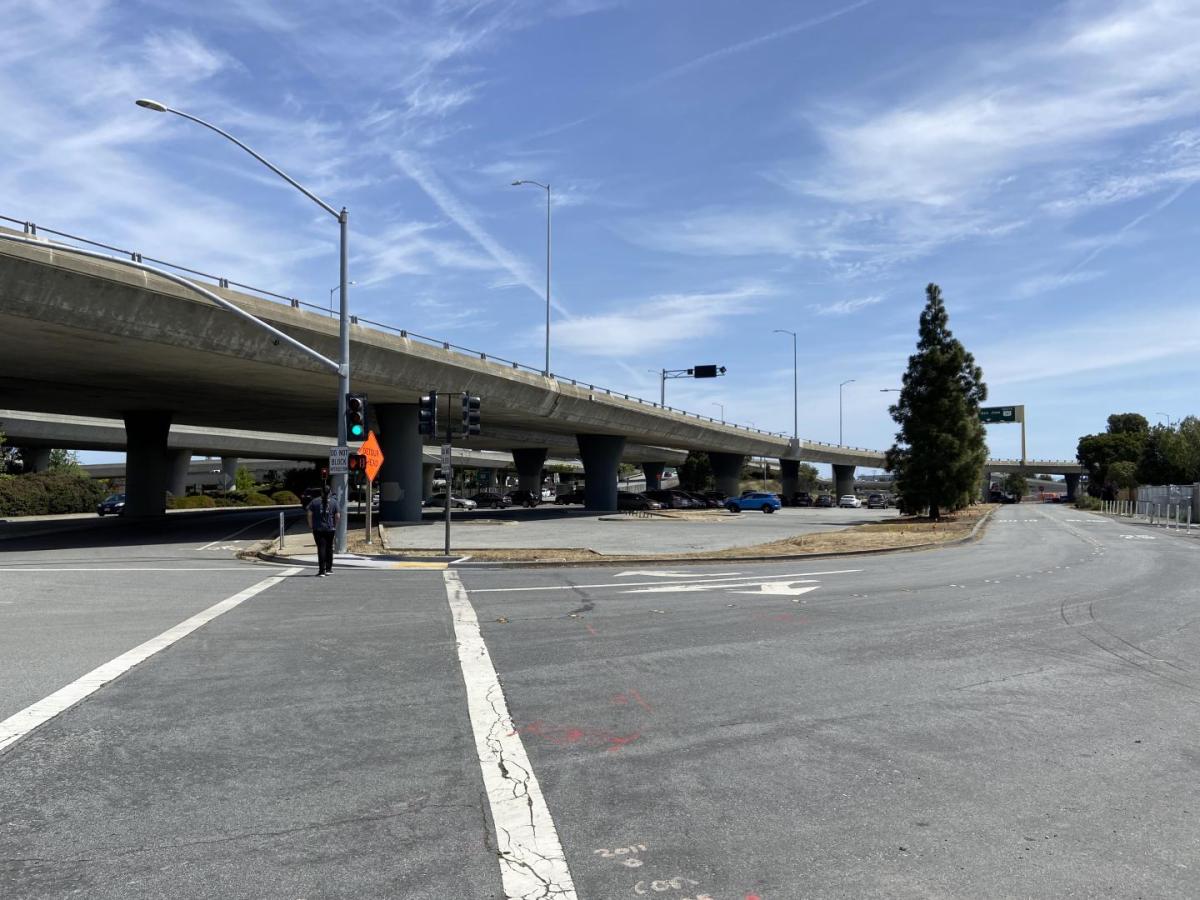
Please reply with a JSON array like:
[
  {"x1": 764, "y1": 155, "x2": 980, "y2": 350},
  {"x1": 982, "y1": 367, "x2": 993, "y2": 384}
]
[
  {"x1": 23, "y1": 448, "x2": 51, "y2": 473},
  {"x1": 220, "y1": 456, "x2": 239, "y2": 492},
  {"x1": 167, "y1": 449, "x2": 192, "y2": 497},
  {"x1": 375, "y1": 403, "x2": 424, "y2": 523},
  {"x1": 642, "y1": 461, "x2": 665, "y2": 492},
  {"x1": 511, "y1": 448, "x2": 548, "y2": 495},
  {"x1": 123, "y1": 411, "x2": 172, "y2": 518},
  {"x1": 576, "y1": 434, "x2": 626, "y2": 510},
  {"x1": 708, "y1": 451, "x2": 745, "y2": 500},
  {"x1": 779, "y1": 459, "x2": 800, "y2": 502},
  {"x1": 1065, "y1": 473, "x2": 1080, "y2": 502},
  {"x1": 833, "y1": 464, "x2": 856, "y2": 500},
  {"x1": 422, "y1": 464, "x2": 436, "y2": 500}
]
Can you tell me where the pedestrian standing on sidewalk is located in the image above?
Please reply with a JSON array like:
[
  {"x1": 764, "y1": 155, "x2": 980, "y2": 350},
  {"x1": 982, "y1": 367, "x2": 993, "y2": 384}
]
[{"x1": 306, "y1": 484, "x2": 340, "y2": 576}]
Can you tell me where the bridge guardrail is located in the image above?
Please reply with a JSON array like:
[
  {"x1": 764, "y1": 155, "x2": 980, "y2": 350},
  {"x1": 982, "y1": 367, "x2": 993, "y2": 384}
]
[{"x1": 2, "y1": 214, "x2": 818, "y2": 443}]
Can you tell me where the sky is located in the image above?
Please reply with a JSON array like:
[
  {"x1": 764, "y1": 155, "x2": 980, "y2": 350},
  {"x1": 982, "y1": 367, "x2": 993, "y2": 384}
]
[{"x1": 4, "y1": 0, "x2": 1200, "y2": 469}]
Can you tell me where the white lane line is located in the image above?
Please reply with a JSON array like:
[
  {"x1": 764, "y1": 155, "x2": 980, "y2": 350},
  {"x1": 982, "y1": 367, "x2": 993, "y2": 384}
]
[
  {"x1": 467, "y1": 568, "x2": 863, "y2": 593},
  {"x1": 195, "y1": 514, "x2": 280, "y2": 551},
  {"x1": 0, "y1": 567, "x2": 302, "y2": 755},
  {"x1": 0, "y1": 567, "x2": 268, "y2": 572},
  {"x1": 443, "y1": 570, "x2": 577, "y2": 900}
]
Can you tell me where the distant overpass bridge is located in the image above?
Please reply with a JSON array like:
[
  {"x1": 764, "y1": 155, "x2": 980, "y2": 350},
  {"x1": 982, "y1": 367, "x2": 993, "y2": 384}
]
[{"x1": 0, "y1": 228, "x2": 1081, "y2": 516}]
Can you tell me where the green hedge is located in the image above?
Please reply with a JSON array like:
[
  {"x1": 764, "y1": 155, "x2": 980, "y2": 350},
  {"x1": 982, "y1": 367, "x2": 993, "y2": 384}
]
[
  {"x1": 243, "y1": 491, "x2": 275, "y2": 506},
  {"x1": 1074, "y1": 495, "x2": 1102, "y2": 510},
  {"x1": 169, "y1": 494, "x2": 216, "y2": 510},
  {"x1": 0, "y1": 473, "x2": 107, "y2": 516},
  {"x1": 271, "y1": 490, "x2": 300, "y2": 505}
]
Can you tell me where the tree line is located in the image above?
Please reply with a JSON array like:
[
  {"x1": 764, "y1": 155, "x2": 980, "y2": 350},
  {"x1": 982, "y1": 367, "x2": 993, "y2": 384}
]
[{"x1": 1077, "y1": 413, "x2": 1200, "y2": 496}]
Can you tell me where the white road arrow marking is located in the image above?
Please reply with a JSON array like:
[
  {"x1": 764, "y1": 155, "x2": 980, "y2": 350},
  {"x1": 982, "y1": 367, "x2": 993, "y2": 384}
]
[
  {"x1": 729, "y1": 582, "x2": 821, "y2": 597},
  {"x1": 625, "y1": 578, "x2": 821, "y2": 596}
]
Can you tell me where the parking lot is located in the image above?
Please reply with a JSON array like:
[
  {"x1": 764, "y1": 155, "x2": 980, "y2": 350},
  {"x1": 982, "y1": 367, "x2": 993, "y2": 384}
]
[{"x1": 386, "y1": 505, "x2": 900, "y2": 555}]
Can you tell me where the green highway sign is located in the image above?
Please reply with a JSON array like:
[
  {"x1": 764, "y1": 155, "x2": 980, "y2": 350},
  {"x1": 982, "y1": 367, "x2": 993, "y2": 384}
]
[{"x1": 979, "y1": 406, "x2": 1017, "y2": 424}]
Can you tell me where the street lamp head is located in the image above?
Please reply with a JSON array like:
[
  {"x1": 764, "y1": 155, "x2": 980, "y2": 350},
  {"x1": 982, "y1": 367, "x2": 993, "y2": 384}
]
[
  {"x1": 135, "y1": 98, "x2": 168, "y2": 112},
  {"x1": 511, "y1": 179, "x2": 524, "y2": 186}
]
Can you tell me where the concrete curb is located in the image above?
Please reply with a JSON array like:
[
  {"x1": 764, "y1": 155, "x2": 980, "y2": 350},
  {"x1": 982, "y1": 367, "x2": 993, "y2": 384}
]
[{"x1": 251, "y1": 507, "x2": 998, "y2": 569}]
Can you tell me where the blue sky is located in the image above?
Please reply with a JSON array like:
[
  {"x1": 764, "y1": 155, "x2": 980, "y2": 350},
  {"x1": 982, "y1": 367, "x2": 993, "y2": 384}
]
[{"x1": 4, "y1": 0, "x2": 1200, "y2": 468}]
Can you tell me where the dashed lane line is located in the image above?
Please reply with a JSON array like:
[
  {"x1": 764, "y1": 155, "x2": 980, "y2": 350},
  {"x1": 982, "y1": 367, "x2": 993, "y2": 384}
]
[
  {"x1": 443, "y1": 569, "x2": 578, "y2": 900},
  {"x1": 0, "y1": 567, "x2": 303, "y2": 755}
]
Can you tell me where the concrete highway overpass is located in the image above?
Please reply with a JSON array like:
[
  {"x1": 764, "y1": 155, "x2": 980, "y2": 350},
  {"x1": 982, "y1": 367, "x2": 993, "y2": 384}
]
[{"x1": 0, "y1": 232, "x2": 1082, "y2": 516}]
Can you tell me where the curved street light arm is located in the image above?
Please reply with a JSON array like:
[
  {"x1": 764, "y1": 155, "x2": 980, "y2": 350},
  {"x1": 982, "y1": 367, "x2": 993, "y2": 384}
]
[
  {"x1": 139, "y1": 101, "x2": 340, "y2": 220},
  {"x1": 0, "y1": 233, "x2": 340, "y2": 373}
]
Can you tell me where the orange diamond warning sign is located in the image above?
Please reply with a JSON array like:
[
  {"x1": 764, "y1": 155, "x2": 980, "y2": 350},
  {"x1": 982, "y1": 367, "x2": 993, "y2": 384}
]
[{"x1": 357, "y1": 431, "x2": 384, "y2": 481}]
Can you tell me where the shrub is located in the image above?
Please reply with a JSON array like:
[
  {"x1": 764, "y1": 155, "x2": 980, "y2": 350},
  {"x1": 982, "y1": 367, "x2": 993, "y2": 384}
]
[
  {"x1": 1074, "y1": 495, "x2": 1101, "y2": 511},
  {"x1": 170, "y1": 494, "x2": 216, "y2": 510},
  {"x1": 243, "y1": 491, "x2": 275, "y2": 506},
  {"x1": 271, "y1": 490, "x2": 300, "y2": 505},
  {"x1": 0, "y1": 473, "x2": 106, "y2": 516},
  {"x1": 212, "y1": 497, "x2": 247, "y2": 507}
]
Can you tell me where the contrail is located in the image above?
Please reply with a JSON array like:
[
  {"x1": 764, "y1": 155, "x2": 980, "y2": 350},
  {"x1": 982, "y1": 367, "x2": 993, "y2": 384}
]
[{"x1": 529, "y1": 0, "x2": 878, "y2": 140}]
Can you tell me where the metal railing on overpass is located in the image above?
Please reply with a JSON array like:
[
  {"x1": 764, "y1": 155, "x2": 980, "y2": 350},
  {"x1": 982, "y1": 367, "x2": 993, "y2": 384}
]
[{"x1": 4, "y1": 213, "x2": 844, "y2": 445}]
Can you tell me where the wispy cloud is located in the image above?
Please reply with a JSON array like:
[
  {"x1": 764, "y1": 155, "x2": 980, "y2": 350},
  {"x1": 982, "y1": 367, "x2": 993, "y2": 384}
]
[
  {"x1": 799, "y1": 0, "x2": 1200, "y2": 209},
  {"x1": 810, "y1": 294, "x2": 883, "y2": 316},
  {"x1": 554, "y1": 283, "x2": 772, "y2": 357},
  {"x1": 1013, "y1": 270, "x2": 1104, "y2": 300},
  {"x1": 141, "y1": 30, "x2": 234, "y2": 82}
]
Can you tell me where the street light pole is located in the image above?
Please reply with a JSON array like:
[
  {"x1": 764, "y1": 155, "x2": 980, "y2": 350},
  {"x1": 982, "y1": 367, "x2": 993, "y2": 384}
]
[
  {"x1": 136, "y1": 98, "x2": 353, "y2": 552},
  {"x1": 712, "y1": 401, "x2": 725, "y2": 423},
  {"x1": 773, "y1": 329, "x2": 797, "y2": 440},
  {"x1": 839, "y1": 379, "x2": 856, "y2": 445},
  {"x1": 512, "y1": 179, "x2": 551, "y2": 375},
  {"x1": 330, "y1": 280, "x2": 356, "y2": 317}
]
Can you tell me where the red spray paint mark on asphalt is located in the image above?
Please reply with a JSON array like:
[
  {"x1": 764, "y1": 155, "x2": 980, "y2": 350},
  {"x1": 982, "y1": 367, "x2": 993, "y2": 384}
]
[
  {"x1": 746, "y1": 895, "x2": 762, "y2": 900},
  {"x1": 509, "y1": 720, "x2": 640, "y2": 753},
  {"x1": 585, "y1": 623, "x2": 599, "y2": 636}
]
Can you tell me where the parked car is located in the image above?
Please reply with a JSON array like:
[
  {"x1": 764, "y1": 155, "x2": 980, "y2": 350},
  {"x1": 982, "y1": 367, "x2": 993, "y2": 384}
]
[
  {"x1": 644, "y1": 489, "x2": 700, "y2": 509},
  {"x1": 701, "y1": 490, "x2": 728, "y2": 505},
  {"x1": 424, "y1": 493, "x2": 477, "y2": 510},
  {"x1": 682, "y1": 491, "x2": 723, "y2": 509},
  {"x1": 617, "y1": 491, "x2": 663, "y2": 511},
  {"x1": 866, "y1": 493, "x2": 887, "y2": 509},
  {"x1": 790, "y1": 491, "x2": 814, "y2": 507},
  {"x1": 469, "y1": 492, "x2": 512, "y2": 509},
  {"x1": 555, "y1": 489, "x2": 586, "y2": 505},
  {"x1": 504, "y1": 490, "x2": 541, "y2": 508},
  {"x1": 96, "y1": 493, "x2": 126, "y2": 516},
  {"x1": 725, "y1": 492, "x2": 781, "y2": 514},
  {"x1": 838, "y1": 495, "x2": 862, "y2": 508},
  {"x1": 815, "y1": 494, "x2": 835, "y2": 508}
]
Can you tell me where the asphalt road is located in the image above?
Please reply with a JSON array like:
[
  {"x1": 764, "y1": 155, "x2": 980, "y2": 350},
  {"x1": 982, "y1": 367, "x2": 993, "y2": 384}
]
[{"x1": 2, "y1": 504, "x2": 1198, "y2": 899}]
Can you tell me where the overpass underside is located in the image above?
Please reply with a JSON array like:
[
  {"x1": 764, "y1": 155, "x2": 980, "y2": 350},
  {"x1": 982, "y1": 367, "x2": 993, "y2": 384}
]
[{"x1": 0, "y1": 238, "x2": 1080, "y2": 519}]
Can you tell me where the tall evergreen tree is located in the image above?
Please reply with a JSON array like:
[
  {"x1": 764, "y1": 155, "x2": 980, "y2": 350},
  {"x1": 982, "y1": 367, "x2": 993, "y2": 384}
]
[{"x1": 885, "y1": 284, "x2": 988, "y2": 519}]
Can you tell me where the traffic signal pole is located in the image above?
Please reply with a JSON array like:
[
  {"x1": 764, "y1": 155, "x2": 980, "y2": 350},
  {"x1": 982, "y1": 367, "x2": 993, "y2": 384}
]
[{"x1": 444, "y1": 398, "x2": 452, "y2": 557}]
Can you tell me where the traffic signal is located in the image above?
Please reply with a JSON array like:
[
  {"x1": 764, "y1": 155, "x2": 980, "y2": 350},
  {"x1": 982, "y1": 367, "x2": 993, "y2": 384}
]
[
  {"x1": 345, "y1": 393, "x2": 368, "y2": 441},
  {"x1": 347, "y1": 453, "x2": 368, "y2": 481},
  {"x1": 692, "y1": 364, "x2": 726, "y2": 378},
  {"x1": 461, "y1": 393, "x2": 481, "y2": 436},
  {"x1": 418, "y1": 391, "x2": 438, "y2": 436}
]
